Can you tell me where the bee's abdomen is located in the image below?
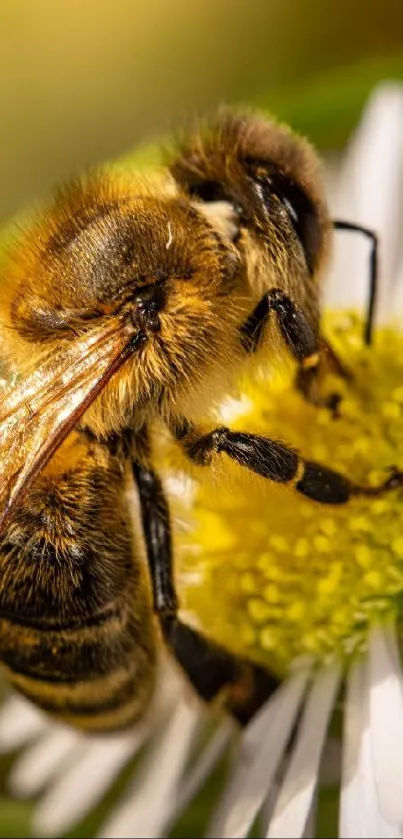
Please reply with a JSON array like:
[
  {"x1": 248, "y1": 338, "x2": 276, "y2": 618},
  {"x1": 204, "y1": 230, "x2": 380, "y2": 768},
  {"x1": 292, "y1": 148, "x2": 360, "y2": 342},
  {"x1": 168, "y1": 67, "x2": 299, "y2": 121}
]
[
  {"x1": 0, "y1": 438, "x2": 157, "y2": 732},
  {"x1": 0, "y1": 588, "x2": 155, "y2": 732}
]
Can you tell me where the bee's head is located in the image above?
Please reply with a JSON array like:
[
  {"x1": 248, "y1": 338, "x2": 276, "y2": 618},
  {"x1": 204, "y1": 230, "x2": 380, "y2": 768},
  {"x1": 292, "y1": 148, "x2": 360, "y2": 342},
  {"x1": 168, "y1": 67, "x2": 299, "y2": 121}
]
[{"x1": 169, "y1": 109, "x2": 331, "y2": 315}]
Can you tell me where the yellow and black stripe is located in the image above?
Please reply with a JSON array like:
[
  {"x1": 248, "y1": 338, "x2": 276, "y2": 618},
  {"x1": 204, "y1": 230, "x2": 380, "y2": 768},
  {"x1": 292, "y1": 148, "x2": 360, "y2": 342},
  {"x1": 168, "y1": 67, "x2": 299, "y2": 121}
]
[{"x1": 0, "y1": 432, "x2": 157, "y2": 732}]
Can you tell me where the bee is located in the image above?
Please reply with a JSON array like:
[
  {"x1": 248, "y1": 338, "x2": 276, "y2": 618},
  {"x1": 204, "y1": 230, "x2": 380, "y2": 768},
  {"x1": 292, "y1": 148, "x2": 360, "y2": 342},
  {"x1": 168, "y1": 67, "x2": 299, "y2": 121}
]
[{"x1": 0, "y1": 110, "x2": 400, "y2": 733}]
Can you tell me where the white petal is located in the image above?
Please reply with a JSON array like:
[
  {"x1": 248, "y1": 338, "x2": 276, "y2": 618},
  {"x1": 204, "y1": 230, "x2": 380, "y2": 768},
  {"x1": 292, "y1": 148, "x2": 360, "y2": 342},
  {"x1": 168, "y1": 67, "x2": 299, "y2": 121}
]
[
  {"x1": 9, "y1": 726, "x2": 81, "y2": 797},
  {"x1": 368, "y1": 623, "x2": 403, "y2": 827},
  {"x1": 207, "y1": 667, "x2": 311, "y2": 839},
  {"x1": 259, "y1": 781, "x2": 281, "y2": 837},
  {"x1": 98, "y1": 697, "x2": 203, "y2": 839},
  {"x1": 0, "y1": 695, "x2": 50, "y2": 751},
  {"x1": 325, "y1": 83, "x2": 403, "y2": 321},
  {"x1": 391, "y1": 258, "x2": 403, "y2": 321},
  {"x1": 339, "y1": 654, "x2": 401, "y2": 838},
  {"x1": 30, "y1": 656, "x2": 183, "y2": 835},
  {"x1": 33, "y1": 726, "x2": 149, "y2": 837},
  {"x1": 267, "y1": 662, "x2": 341, "y2": 839},
  {"x1": 171, "y1": 722, "x2": 232, "y2": 822}
]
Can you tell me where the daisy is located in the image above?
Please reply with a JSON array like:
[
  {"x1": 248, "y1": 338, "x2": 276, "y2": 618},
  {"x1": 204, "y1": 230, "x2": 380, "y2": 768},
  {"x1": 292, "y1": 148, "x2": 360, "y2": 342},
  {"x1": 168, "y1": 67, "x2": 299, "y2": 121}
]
[
  {"x1": 1, "y1": 81, "x2": 403, "y2": 839},
  {"x1": 184, "y1": 305, "x2": 403, "y2": 839}
]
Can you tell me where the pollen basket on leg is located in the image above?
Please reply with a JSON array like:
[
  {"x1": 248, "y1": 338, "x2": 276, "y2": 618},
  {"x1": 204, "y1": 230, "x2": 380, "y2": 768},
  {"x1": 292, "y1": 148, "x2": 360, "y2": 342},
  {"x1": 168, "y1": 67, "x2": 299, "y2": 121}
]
[{"x1": 171, "y1": 312, "x2": 403, "y2": 678}]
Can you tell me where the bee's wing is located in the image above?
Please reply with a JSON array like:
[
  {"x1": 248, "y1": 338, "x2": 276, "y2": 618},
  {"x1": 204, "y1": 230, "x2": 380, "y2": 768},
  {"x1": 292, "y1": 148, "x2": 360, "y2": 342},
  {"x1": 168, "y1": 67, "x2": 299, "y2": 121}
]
[{"x1": 0, "y1": 321, "x2": 138, "y2": 533}]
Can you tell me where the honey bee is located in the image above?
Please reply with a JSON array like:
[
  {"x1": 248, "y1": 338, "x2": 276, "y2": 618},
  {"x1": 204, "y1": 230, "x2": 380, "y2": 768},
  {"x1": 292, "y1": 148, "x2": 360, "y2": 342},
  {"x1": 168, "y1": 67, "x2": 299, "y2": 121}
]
[{"x1": 0, "y1": 110, "x2": 400, "y2": 733}]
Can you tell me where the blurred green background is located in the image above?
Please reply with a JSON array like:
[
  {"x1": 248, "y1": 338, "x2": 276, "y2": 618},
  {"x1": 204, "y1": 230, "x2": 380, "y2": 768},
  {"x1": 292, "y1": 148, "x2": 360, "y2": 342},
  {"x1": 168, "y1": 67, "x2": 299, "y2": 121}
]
[
  {"x1": 2, "y1": 0, "x2": 403, "y2": 224},
  {"x1": 0, "y1": 0, "x2": 403, "y2": 835}
]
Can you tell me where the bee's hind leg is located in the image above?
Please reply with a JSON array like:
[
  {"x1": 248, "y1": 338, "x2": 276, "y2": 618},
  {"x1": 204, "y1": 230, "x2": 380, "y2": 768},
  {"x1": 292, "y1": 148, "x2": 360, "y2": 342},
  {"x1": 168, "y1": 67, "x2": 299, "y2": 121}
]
[
  {"x1": 132, "y1": 459, "x2": 278, "y2": 727},
  {"x1": 161, "y1": 618, "x2": 278, "y2": 726}
]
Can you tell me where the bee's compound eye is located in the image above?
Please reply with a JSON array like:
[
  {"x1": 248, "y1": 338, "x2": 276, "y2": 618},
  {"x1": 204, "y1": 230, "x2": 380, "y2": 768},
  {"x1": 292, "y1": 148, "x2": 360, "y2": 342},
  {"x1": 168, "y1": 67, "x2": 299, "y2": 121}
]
[{"x1": 254, "y1": 168, "x2": 322, "y2": 276}]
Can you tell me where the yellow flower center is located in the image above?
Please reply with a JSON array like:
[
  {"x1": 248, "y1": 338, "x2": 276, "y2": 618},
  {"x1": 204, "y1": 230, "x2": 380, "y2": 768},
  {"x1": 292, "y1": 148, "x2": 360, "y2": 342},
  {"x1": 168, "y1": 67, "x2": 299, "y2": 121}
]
[{"x1": 170, "y1": 311, "x2": 403, "y2": 679}]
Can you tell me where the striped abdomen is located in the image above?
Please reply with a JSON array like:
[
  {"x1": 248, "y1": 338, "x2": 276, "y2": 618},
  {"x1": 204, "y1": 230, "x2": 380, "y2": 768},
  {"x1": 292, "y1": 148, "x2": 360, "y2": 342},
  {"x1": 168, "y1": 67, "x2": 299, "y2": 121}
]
[{"x1": 0, "y1": 433, "x2": 157, "y2": 732}]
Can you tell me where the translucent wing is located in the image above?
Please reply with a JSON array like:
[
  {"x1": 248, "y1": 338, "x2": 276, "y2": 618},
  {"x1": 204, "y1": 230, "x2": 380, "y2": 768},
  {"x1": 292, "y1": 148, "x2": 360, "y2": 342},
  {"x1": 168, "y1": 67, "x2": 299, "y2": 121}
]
[{"x1": 0, "y1": 320, "x2": 139, "y2": 533}]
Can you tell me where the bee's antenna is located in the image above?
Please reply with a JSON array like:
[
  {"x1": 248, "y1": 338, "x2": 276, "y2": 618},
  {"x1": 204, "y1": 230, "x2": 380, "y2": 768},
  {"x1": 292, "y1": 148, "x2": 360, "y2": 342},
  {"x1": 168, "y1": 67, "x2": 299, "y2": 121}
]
[{"x1": 332, "y1": 220, "x2": 378, "y2": 347}]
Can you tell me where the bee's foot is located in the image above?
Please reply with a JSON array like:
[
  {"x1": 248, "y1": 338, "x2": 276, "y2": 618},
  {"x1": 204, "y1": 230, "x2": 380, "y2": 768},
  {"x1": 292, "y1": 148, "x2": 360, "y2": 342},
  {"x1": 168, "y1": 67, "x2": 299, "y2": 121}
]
[
  {"x1": 382, "y1": 466, "x2": 403, "y2": 491},
  {"x1": 324, "y1": 391, "x2": 342, "y2": 419},
  {"x1": 307, "y1": 390, "x2": 342, "y2": 419},
  {"x1": 321, "y1": 337, "x2": 353, "y2": 381},
  {"x1": 353, "y1": 466, "x2": 403, "y2": 498},
  {"x1": 295, "y1": 368, "x2": 342, "y2": 418}
]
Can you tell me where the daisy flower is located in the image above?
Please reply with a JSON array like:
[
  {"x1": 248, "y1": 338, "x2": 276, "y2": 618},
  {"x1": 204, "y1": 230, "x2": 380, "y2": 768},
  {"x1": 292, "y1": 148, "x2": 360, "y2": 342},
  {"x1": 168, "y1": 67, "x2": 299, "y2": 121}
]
[{"x1": 1, "y1": 82, "x2": 403, "y2": 839}]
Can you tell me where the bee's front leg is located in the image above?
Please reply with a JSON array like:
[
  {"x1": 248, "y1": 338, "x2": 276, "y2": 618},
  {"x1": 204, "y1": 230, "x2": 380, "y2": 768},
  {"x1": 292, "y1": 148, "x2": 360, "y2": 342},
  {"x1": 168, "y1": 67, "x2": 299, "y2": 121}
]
[
  {"x1": 132, "y1": 456, "x2": 278, "y2": 726},
  {"x1": 240, "y1": 287, "x2": 343, "y2": 415}
]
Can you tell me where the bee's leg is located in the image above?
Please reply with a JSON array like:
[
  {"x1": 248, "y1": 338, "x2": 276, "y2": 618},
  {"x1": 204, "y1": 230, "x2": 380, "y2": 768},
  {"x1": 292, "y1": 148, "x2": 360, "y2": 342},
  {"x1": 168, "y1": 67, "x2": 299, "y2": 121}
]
[
  {"x1": 132, "y1": 461, "x2": 177, "y2": 617},
  {"x1": 132, "y1": 460, "x2": 278, "y2": 726},
  {"x1": 320, "y1": 336, "x2": 352, "y2": 382},
  {"x1": 173, "y1": 420, "x2": 403, "y2": 504},
  {"x1": 240, "y1": 287, "x2": 343, "y2": 414},
  {"x1": 162, "y1": 619, "x2": 279, "y2": 727}
]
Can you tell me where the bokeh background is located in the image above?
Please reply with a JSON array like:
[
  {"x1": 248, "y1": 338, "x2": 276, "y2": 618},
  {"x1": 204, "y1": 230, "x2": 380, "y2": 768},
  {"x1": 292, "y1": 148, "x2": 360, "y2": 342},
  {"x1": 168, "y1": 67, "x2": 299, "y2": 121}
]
[
  {"x1": 1, "y1": 0, "x2": 403, "y2": 836},
  {"x1": 2, "y1": 0, "x2": 403, "y2": 224}
]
